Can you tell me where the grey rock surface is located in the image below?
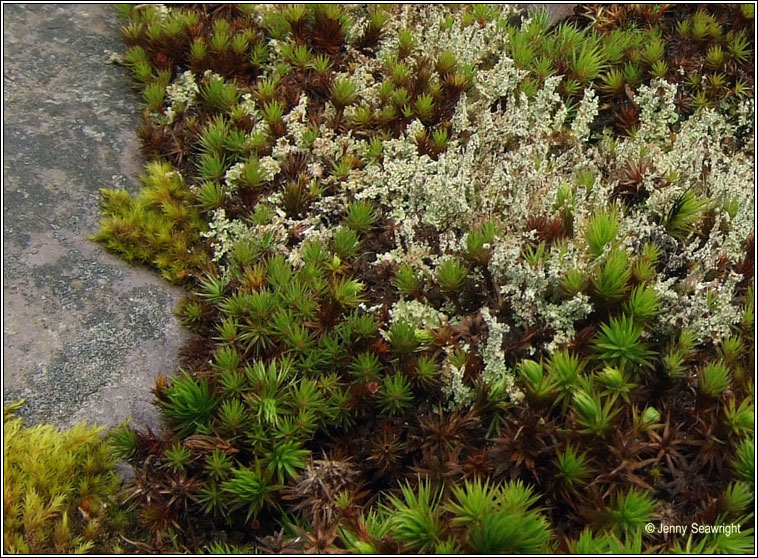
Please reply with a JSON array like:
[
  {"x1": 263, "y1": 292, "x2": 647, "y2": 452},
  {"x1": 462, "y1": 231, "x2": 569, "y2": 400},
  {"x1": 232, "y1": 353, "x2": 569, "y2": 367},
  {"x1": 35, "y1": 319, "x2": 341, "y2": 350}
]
[
  {"x1": 3, "y1": 4, "x2": 188, "y2": 430},
  {"x1": 522, "y1": 3, "x2": 579, "y2": 24}
]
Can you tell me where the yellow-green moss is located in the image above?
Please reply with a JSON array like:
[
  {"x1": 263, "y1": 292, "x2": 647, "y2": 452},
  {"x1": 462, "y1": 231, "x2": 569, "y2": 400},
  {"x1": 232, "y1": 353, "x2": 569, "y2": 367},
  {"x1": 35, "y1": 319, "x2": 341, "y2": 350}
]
[{"x1": 3, "y1": 402, "x2": 134, "y2": 554}]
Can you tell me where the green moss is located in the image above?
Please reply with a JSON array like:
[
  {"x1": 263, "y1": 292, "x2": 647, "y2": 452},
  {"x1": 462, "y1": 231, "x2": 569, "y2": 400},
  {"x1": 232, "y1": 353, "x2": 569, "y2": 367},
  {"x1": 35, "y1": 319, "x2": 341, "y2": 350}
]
[
  {"x1": 93, "y1": 161, "x2": 208, "y2": 283},
  {"x1": 98, "y1": 3, "x2": 755, "y2": 554},
  {"x1": 3, "y1": 402, "x2": 136, "y2": 554},
  {"x1": 341, "y1": 478, "x2": 552, "y2": 554}
]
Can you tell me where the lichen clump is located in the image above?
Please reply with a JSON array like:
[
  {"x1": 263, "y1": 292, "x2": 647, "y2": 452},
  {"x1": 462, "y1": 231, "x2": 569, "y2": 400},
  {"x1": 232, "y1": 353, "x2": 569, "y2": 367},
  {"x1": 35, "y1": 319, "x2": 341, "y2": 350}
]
[{"x1": 97, "y1": 3, "x2": 754, "y2": 554}]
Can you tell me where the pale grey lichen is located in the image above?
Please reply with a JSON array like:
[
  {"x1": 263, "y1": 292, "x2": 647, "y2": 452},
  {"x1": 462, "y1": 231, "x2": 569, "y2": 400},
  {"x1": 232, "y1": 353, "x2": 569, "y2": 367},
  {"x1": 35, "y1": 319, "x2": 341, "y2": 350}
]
[
  {"x1": 479, "y1": 307, "x2": 515, "y2": 392},
  {"x1": 635, "y1": 78, "x2": 680, "y2": 142},
  {"x1": 571, "y1": 88, "x2": 599, "y2": 142},
  {"x1": 194, "y1": 4, "x2": 753, "y2": 372},
  {"x1": 441, "y1": 362, "x2": 474, "y2": 411},
  {"x1": 163, "y1": 70, "x2": 199, "y2": 123},
  {"x1": 390, "y1": 299, "x2": 448, "y2": 330},
  {"x1": 201, "y1": 208, "x2": 288, "y2": 273}
]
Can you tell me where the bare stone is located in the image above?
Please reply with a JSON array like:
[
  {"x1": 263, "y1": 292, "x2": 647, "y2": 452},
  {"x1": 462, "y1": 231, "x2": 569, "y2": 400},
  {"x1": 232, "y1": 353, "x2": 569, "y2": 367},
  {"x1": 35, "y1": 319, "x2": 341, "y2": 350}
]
[{"x1": 3, "y1": 4, "x2": 188, "y2": 431}]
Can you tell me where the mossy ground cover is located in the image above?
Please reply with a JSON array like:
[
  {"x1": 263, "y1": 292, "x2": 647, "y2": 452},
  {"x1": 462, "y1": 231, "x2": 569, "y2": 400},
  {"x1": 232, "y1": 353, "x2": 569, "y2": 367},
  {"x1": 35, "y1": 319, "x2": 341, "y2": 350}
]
[
  {"x1": 14, "y1": 3, "x2": 753, "y2": 554},
  {"x1": 3, "y1": 402, "x2": 136, "y2": 554}
]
